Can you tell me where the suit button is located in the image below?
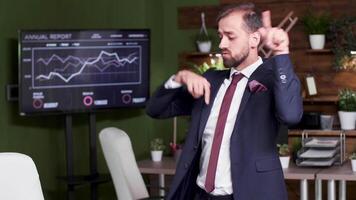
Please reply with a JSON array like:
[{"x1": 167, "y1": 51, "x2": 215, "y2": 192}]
[{"x1": 193, "y1": 145, "x2": 198, "y2": 150}]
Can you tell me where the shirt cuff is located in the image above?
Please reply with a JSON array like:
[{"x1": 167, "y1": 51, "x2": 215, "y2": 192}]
[{"x1": 164, "y1": 75, "x2": 183, "y2": 89}]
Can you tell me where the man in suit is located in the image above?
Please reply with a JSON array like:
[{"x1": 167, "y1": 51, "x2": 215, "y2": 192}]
[{"x1": 146, "y1": 3, "x2": 303, "y2": 200}]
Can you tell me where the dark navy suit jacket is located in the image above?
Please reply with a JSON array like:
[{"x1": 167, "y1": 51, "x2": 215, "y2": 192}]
[{"x1": 146, "y1": 55, "x2": 303, "y2": 200}]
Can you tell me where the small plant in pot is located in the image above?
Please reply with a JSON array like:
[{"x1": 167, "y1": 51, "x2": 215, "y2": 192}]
[
  {"x1": 301, "y1": 11, "x2": 330, "y2": 49},
  {"x1": 196, "y1": 12, "x2": 212, "y2": 53},
  {"x1": 150, "y1": 138, "x2": 166, "y2": 162},
  {"x1": 291, "y1": 137, "x2": 302, "y2": 163},
  {"x1": 192, "y1": 54, "x2": 225, "y2": 75},
  {"x1": 196, "y1": 32, "x2": 212, "y2": 53},
  {"x1": 349, "y1": 152, "x2": 356, "y2": 172},
  {"x1": 329, "y1": 17, "x2": 356, "y2": 71},
  {"x1": 277, "y1": 144, "x2": 290, "y2": 169},
  {"x1": 338, "y1": 89, "x2": 356, "y2": 130}
]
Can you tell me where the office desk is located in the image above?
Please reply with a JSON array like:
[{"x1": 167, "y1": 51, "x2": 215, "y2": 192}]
[
  {"x1": 283, "y1": 162, "x2": 321, "y2": 200},
  {"x1": 138, "y1": 157, "x2": 176, "y2": 197},
  {"x1": 138, "y1": 157, "x2": 323, "y2": 200},
  {"x1": 316, "y1": 161, "x2": 356, "y2": 200}
]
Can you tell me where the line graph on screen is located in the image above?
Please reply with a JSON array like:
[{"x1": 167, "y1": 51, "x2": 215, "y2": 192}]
[{"x1": 32, "y1": 46, "x2": 141, "y2": 89}]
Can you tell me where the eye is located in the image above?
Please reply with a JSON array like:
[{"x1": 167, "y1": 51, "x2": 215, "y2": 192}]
[{"x1": 227, "y1": 34, "x2": 236, "y2": 40}]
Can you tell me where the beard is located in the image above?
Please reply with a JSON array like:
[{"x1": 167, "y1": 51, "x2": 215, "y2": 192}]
[{"x1": 222, "y1": 47, "x2": 249, "y2": 68}]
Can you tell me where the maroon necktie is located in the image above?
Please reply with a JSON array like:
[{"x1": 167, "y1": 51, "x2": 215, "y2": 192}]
[{"x1": 205, "y1": 73, "x2": 244, "y2": 193}]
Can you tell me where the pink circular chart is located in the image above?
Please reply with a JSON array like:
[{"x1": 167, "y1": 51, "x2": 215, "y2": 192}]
[
  {"x1": 83, "y1": 96, "x2": 93, "y2": 106},
  {"x1": 122, "y1": 94, "x2": 132, "y2": 104},
  {"x1": 32, "y1": 99, "x2": 43, "y2": 109}
]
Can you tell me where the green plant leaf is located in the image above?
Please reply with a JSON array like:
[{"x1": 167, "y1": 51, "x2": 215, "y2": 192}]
[
  {"x1": 277, "y1": 143, "x2": 290, "y2": 156},
  {"x1": 301, "y1": 11, "x2": 331, "y2": 34},
  {"x1": 338, "y1": 89, "x2": 356, "y2": 111}
]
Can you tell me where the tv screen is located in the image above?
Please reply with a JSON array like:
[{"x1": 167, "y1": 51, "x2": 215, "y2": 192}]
[{"x1": 18, "y1": 29, "x2": 150, "y2": 115}]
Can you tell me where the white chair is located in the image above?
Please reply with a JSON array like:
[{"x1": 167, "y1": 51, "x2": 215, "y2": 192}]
[
  {"x1": 0, "y1": 152, "x2": 44, "y2": 200},
  {"x1": 99, "y1": 127, "x2": 149, "y2": 200}
]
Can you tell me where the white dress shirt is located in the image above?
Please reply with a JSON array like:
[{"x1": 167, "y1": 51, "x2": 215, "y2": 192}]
[{"x1": 165, "y1": 57, "x2": 263, "y2": 195}]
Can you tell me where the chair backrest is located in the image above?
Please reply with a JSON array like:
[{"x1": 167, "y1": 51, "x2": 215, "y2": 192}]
[
  {"x1": 0, "y1": 152, "x2": 44, "y2": 200},
  {"x1": 99, "y1": 127, "x2": 149, "y2": 200}
]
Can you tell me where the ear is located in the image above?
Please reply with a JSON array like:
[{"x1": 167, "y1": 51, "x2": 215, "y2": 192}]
[{"x1": 249, "y1": 31, "x2": 261, "y2": 49}]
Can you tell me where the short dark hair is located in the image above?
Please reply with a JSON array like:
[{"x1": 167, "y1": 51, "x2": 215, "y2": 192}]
[{"x1": 217, "y1": 3, "x2": 263, "y2": 33}]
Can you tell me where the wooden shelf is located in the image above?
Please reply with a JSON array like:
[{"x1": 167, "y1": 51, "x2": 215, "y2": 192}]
[
  {"x1": 303, "y1": 95, "x2": 338, "y2": 104},
  {"x1": 289, "y1": 129, "x2": 356, "y2": 137},
  {"x1": 306, "y1": 49, "x2": 333, "y2": 54},
  {"x1": 181, "y1": 52, "x2": 220, "y2": 58}
]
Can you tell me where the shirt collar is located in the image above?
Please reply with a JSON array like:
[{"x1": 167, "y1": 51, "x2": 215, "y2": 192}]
[{"x1": 229, "y1": 57, "x2": 263, "y2": 79}]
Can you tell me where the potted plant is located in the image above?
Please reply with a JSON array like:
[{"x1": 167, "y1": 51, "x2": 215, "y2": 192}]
[
  {"x1": 277, "y1": 144, "x2": 290, "y2": 169},
  {"x1": 329, "y1": 17, "x2": 356, "y2": 70},
  {"x1": 192, "y1": 54, "x2": 225, "y2": 74},
  {"x1": 350, "y1": 152, "x2": 356, "y2": 172},
  {"x1": 196, "y1": 12, "x2": 212, "y2": 53},
  {"x1": 291, "y1": 137, "x2": 302, "y2": 163},
  {"x1": 338, "y1": 89, "x2": 356, "y2": 130},
  {"x1": 150, "y1": 138, "x2": 166, "y2": 162},
  {"x1": 196, "y1": 32, "x2": 212, "y2": 53},
  {"x1": 301, "y1": 11, "x2": 330, "y2": 49}
]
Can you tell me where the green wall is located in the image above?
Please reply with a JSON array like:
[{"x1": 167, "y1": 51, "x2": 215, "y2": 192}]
[{"x1": 0, "y1": 0, "x2": 218, "y2": 199}]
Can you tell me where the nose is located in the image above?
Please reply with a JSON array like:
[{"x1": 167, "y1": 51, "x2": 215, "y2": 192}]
[{"x1": 219, "y1": 37, "x2": 228, "y2": 49}]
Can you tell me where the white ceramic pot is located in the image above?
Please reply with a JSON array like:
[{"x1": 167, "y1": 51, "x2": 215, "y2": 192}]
[
  {"x1": 351, "y1": 160, "x2": 356, "y2": 172},
  {"x1": 151, "y1": 150, "x2": 163, "y2": 162},
  {"x1": 309, "y1": 34, "x2": 325, "y2": 50},
  {"x1": 338, "y1": 111, "x2": 356, "y2": 130},
  {"x1": 279, "y1": 156, "x2": 290, "y2": 169},
  {"x1": 196, "y1": 41, "x2": 212, "y2": 53}
]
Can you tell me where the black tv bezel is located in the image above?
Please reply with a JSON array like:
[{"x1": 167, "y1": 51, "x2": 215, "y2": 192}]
[{"x1": 18, "y1": 29, "x2": 150, "y2": 116}]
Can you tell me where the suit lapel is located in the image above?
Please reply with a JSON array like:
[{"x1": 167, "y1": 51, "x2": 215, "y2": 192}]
[
  {"x1": 233, "y1": 61, "x2": 268, "y2": 131},
  {"x1": 196, "y1": 63, "x2": 268, "y2": 139},
  {"x1": 197, "y1": 70, "x2": 229, "y2": 139},
  {"x1": 234, "y1": 85, "x2": 251, "y2": 124}
]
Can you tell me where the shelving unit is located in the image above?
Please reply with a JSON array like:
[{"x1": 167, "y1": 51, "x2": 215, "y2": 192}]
[
  {"x1": 303, "y1": 95, "x2": 338, "y2": 104},
  {"x1": 306, "y1": 49, "x2": 333, "y2": 54},
  {"x1": 289, "y1": 130, "x2": 356, "y2": 137}
]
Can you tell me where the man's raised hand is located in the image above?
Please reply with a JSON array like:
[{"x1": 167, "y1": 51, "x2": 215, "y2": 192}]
[{"x1": 258, "y1": 11, "x2": 290, "y2": 55}]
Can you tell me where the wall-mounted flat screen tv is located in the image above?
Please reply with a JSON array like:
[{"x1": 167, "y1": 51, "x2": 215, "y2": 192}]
[{"x1": 19, "y1": 29, "x2": 150, "y2": 115}]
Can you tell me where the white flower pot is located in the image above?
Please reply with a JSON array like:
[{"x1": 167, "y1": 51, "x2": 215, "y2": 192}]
[
  {"x1": 351, "y1": 160, "x2": 356, "y2": 172},
  {"x1": 309, "y1": 34, "x2": 325, "y2": 50},
  {"x1": 338, "y1": 111, "x2": 356, "y2": 130},
  {"x1": 196, "y1": 41, "x2": 212, "y2": 53},
  {"x1": 151, "y1": 150, "x2": 163, "y2": 162},
  {"x1": 279, "y1": 156, "x2": 290, "y2": 169}
]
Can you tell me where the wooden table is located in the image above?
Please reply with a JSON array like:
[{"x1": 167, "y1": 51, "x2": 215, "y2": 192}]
[
  {"x1": 138, "y1": 157, "x2": 325, "y2": 200},
  {"x1": 316, "y1": 161, "x2": 356, "y2": 200},
  {"x1": 137, "y1": 157, "x2": 176, "y2": 197},
  {"x1": 283, "y1": 162, "x2": 322, "y2": 200}
]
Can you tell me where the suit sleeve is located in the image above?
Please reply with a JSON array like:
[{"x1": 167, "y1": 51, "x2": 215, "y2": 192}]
[
  {"x1": 272, "y1": 54, "x2": 303, "y2": 125},
  {"x1": 146, "y1": 83, "x2": 194, "y2": 119}
]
